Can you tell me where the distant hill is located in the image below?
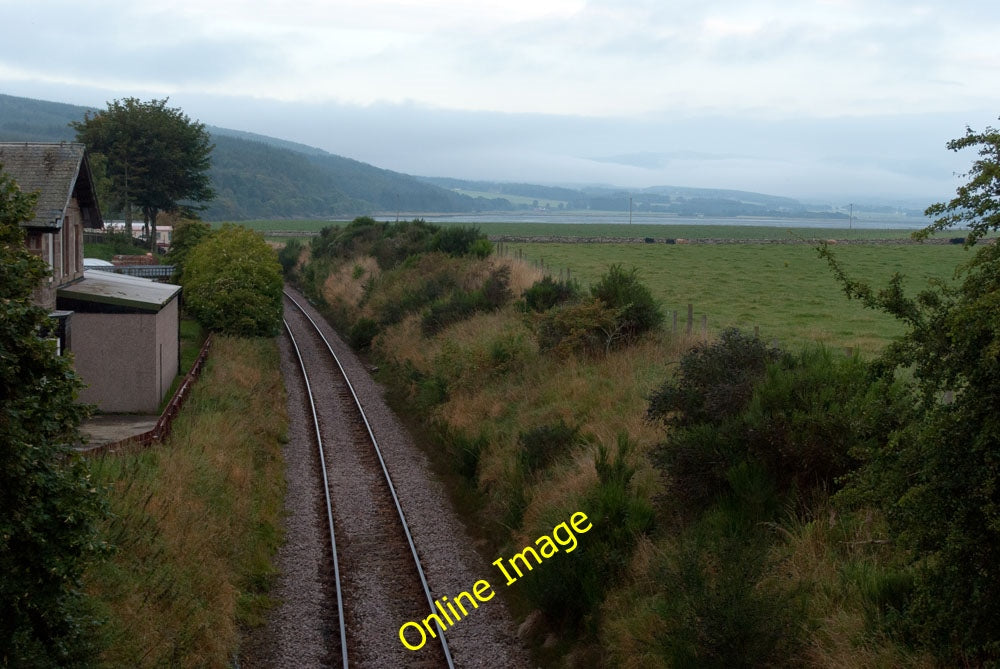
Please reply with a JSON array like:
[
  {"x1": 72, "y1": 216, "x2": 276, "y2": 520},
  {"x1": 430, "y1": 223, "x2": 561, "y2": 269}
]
[
  {"x1": 0, "y1": 93, "x2": 498, "y2": 220},
  {"x1": 1, "y1": 93, "x2": 851, "y2": 221},
  {"x1": 418, "y1": 176, "x2": 848, "y2": 219}
]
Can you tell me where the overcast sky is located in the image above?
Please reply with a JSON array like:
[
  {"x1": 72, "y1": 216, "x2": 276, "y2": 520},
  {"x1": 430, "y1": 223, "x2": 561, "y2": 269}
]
[{"x1": 2, "y1": 0, "x2": 999, "y2": 204}]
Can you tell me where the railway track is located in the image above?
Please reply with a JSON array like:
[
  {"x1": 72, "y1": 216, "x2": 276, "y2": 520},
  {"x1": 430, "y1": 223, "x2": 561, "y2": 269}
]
[{"x1": 282, "y1": 290, "x2": 455, "y2": 668}]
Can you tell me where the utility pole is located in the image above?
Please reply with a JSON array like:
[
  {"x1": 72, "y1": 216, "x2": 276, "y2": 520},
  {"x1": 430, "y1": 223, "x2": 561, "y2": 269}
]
[{"x1": 629, "y1": 196, "x2": 633, "y2": 225}]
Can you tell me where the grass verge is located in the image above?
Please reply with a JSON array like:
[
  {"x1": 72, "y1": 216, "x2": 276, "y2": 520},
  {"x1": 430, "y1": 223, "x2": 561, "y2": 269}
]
[{"x1": 84, "y1": 336, "x2": 287, "y2": 667}]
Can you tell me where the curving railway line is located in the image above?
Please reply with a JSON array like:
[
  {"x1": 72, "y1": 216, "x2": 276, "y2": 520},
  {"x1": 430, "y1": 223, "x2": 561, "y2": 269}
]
[{"x1": 281, "y1": 289, "x2": 455, "y2": 668}]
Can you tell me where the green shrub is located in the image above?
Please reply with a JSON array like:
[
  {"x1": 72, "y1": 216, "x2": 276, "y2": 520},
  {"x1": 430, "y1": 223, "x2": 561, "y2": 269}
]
[
  {"x1": 277, "y1": 238, "x2": 303, "y2": 276},
  {"x1": 482, "y1": 265, "x2": 513, "y2": 309},
  {"x1": 421, "y1": 290, "x2": 488, "y2": 335},
  {"x1": 432, "y1": 225, "x2": 489, "y2": 257},
  {"x1": 523, "y1": 435, "x2": 653, "y2": 628},
  {"x1": 517, "y1": 419, "x2": 582, "y2": 476},
  {"x1": 647, "y1": 328, "x2": 780, "y2": 427},
  {"x1": 535, "y1": 299, "x2": 622, "y2": 357},
  {"x1": 522, "y1": 275, "x2": 580, "y2": 312},
  {"x1": 182, "y1": 225, "x2": 283, "y2": 337},
  {"x1": 348, "y1": 317, "x2": 380, "y2": 350},
  {"x1": 590, "y1": 264, "x2": 663, "y2": 341}
]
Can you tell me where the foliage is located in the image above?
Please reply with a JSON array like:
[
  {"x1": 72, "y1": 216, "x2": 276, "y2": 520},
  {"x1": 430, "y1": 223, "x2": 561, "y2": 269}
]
[
  {"x1": 72, "y1": 97, "x2": 214, "y2": 250},
  {"x1": 647, "y1": 327, "x2": 780, "y2": 427},
  {"x1": 589, "y1": 264, "x2": 664, "y2": 342},
  {"x1": 919, "y1": 119, "x2": 1000, "y2": 244},
  {"x1": 523, "y1": 435, "x2": 654, "y2": 628},
  {"x1": 277, "y1": 239, "x2": 303, "y2": 276},
  {"x1": 649, "y1": 330, "x2": 905, "y2": 507},
  {"x1": 432, "y1": 225, "x2": 491, "y2": 258},
  {"x1": 535, "y1": 299, "x2": 622, "y2": 357},
  {"x1": 165, "y1": 217, "x2": 211, "y2": 281},
  {"x1": 182, "y1": 225, "x2": 283, "y2": 337},
  {"x1": 521, "y1": 275, "x2": 581, "y2": 312},
  {"x1": 821, "y1": 237, "x2": 1000, "y2": 663},
  {"x1": 517, "y1": 419, "x2": 582, "y2": 476},
  {"x1": 419, "y1": 265, "x2": 513, "y2": 336},
  {"x1": 815, "y1": 121, "x2": 1000, "y2": 662},
  {"x1": 1, "y1": 166, "x2": 107, "y2": 666}
]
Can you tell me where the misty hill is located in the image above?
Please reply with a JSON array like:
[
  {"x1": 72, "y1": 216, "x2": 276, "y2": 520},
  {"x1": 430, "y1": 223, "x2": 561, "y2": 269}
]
[
  {"x1": 418, "y1": 176, "x2": 847, "y2": 219},
  {"x1": 0, "y1": 93, "x2": 501, "y2": 219},
  {"x1": 1, "y1": 93, "x2": 850, "y2": 220}
]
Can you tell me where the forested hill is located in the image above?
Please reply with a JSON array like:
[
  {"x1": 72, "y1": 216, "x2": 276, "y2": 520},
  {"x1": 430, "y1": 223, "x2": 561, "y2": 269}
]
[{"x1": 0, "y1": 93, "x2": 494, "y2": 220}]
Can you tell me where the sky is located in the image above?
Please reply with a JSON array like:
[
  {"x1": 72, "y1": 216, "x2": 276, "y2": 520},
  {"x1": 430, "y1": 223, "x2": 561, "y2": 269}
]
[{"x1": 2, "y1": 0, "x2": 999, "y2": 205}]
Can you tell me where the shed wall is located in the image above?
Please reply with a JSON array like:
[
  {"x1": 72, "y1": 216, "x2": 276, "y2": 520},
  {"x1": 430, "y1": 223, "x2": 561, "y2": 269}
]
[{"x1": 72, "y1": 312, "x2": 159, "y2": 413}]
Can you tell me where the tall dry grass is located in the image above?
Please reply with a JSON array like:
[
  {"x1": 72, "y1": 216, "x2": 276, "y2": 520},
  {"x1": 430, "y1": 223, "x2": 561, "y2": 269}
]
[{"x1": 85, "y1": 337, "x2": 287, "y2": 668}]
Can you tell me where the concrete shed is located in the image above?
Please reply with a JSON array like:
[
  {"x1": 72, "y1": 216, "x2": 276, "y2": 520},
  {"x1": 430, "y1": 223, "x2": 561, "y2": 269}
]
[{"x1": 57, "y1": 271, "x2": 181, "y2": 413}]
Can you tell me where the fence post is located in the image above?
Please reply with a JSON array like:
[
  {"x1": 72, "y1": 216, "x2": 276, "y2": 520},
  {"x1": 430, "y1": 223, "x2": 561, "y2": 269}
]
[
  {"x1": 754, "y1": 325, "x2": 759, "y2": 338},
  {"x1": 686, "y1": 303, "x2": 693, "y2": 335},
  {"x1": 701, "y1": 314, "x2": 707, "y2": 338},
  {"x1": 672, "y1": 310, "x2": 678, "y2": 334}
]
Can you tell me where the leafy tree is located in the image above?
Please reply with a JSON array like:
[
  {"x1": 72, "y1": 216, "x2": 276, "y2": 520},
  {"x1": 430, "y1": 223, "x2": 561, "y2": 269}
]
[
  {"x1": 820, "y1": 118, "x2": 1000, "y2": 663},
  {"x1": 1, "y1": 166, "x2": 108, "y2": 665},
  {"x1": 72, "y1": 98, "x2": 214, "y2": 251},
  {"x1": 181, "y1": 225, "x2": 283, "y2": 337}
]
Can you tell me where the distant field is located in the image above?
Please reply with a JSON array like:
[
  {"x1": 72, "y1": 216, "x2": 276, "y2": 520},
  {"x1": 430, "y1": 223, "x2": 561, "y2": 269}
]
[
  {"x1": 224, "y1": 218, "x2": 931, "y2": 241},
  {"x1": 505, "y1": 241, "x2": 973, "y2": 353}
]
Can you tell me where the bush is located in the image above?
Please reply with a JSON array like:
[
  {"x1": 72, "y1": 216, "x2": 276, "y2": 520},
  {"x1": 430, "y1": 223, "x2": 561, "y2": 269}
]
[
  {"x1": 535, "y1": 299, "x2": 622, "y2": 357},
  {"x1": 182, "y1": 225, "x2": 284, "y2": 336},
  {"x1": 522, "y1": 275, "x2": 580, "y2": 312},
  {"x1": 649, "y1": 332, "x2": 907, "y2": 508},
  {"x1": 432, "y1": 225, "x2": 489, "y2": 257},
  {"x1": 277, "y1": 238, "x2": 303, "y2": 276},
  {"x1": 517, "y1": 419, "x2": 582, "y2": 476},
  {"x1": 348, "y1": 317, "x2": 380, "y2": 350},
  {"x1": 590, "y1": 264, "x2": 663, "y2": 342},
  {"x1": 523, "y1": 435, "x2": 654, "y2": 628},
  {"x1": 421, "y1": 290, "x2": 488, "y2": 336},
  {"x1": 647, "y1": 328, "x2": 780, "y2": 427}
]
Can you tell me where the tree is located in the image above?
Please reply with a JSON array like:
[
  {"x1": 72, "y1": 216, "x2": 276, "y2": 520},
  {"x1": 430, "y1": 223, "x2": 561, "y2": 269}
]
[
  {"x1": 164, "y1": 216, "x2": 212, "y2": 282},
  {"x1": 72, "y1": 98, "x2": 214, "y2": 251},
  {"x1": 819, "y1": 118, "x2": 1000, "y2": 663},
  {"x1": 919, "y1": 120, "x2": 1000, "y2": 245},
  {"x1": 181, "y1": 225, "x2": 283, "y2": 337},
  {"x1": 1, "y1": 166, "x2": 108, "y2": 665}
]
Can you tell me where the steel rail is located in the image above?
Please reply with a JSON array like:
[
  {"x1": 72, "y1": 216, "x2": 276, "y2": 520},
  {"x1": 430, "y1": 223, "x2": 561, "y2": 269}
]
[
  {"x1": 283, "y1": 318, "x2": 350, "y2": 669},
  {"x1": 283, "y1": 290, "x2": 456, "y2": 669}
]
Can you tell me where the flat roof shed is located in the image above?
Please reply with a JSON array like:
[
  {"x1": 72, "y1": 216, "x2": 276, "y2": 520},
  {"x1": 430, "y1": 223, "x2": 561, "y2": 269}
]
[{"x1": 57, "y1": 271, "x2": 181, "y2": 413}]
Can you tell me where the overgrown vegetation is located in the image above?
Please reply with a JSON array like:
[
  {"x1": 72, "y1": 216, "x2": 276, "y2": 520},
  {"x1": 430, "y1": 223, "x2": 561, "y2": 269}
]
[{"x1": 84, "y1": 337, "x2": 287, "y2": 667}]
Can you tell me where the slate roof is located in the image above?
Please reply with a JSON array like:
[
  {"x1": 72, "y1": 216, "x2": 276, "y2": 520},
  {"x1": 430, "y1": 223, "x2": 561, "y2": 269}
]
[{"x1": 0, "y1": 142, "x2": 103, "y2": 230}]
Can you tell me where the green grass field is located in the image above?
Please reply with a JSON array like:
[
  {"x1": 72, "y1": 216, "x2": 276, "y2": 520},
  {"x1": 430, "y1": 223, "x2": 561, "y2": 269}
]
[
  {"x1": 223, "y1": 218, "x2": 932, "y2": 241},
  {"x1": 506, "y1": 241, "x2": 974, "y2": 352}
]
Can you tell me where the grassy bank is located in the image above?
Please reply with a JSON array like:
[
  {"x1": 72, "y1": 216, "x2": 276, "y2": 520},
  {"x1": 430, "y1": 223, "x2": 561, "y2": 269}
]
[{"x1": 85, "y1": 337, "x2": 287, "y2": 667}]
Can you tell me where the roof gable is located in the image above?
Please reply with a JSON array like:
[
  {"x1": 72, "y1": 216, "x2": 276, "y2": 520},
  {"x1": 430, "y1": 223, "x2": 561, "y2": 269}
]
[{"x1": 0, "y1": 142, "x2": 103, "y2": 230}]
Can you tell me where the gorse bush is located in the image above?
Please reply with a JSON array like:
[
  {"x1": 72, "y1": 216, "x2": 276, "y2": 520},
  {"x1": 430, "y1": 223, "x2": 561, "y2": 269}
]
[
  {"x1": 522, "y1": 275, "x2": 580, "y2": 312},
  {"x1": 522, "y1": 435, "x2": 653, "y2": 629},
  {"x1": 589, "y1": 264, "x2": 663, "y2": 342},
  {"x1": 650, "y1": 331, "x2": 904, "y2": 508},
  {"x1": 647, "y1": 327, "x2": 780, "y2": 427},
  {"x1": 535, "y1": 298, "x2": 622, "y2": 357}
]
